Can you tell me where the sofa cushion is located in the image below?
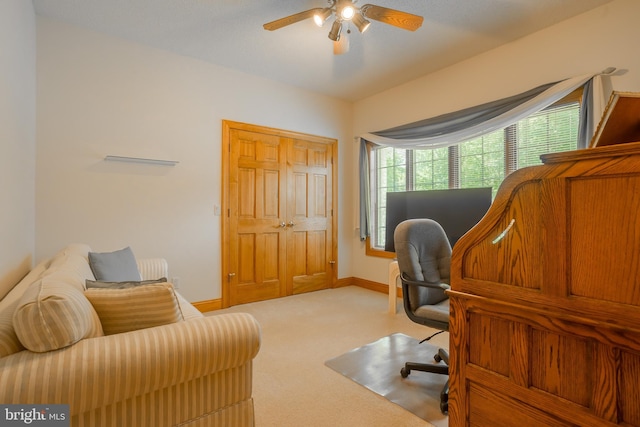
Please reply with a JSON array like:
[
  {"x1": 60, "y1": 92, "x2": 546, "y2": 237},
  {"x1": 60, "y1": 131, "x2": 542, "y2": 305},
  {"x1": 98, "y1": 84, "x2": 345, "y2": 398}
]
[
  {"x1": 88, "y1": 247, "x2": 142, "y2": 282},
  {"x1": 176, "y1": 293, "x2": 205, "y2": 321},
  {"x1": 42, "y1": 251, "x2": 96, "y2": 291},
  {"x1": 85, "y1": 277, "x2": 167, "y2": 289},
  {"x1": 13, "y1": 276, "x2": 104, "y2": 353},
  {"x1": 0, "y1": 259, "x2": 51, "y2": 312},
  {"x1": 85, "y1": 283, "x2": 184, "y2": 335},
  {"x1": 48, "y1": 243, "x2": 93, "y2": 270}
]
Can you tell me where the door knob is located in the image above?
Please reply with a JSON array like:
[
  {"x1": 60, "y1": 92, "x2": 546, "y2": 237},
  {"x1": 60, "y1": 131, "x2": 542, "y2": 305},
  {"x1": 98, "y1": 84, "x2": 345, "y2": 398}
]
[{"x1": 287, "y1": 221, "x2": 295, "y2": 227}]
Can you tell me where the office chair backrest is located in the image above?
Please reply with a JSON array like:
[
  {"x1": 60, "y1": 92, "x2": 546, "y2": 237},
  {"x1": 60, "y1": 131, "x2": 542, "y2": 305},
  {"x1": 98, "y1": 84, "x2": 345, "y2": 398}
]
[{"x1": 394, "y1": 219, "x2": 452, "y2": 311}]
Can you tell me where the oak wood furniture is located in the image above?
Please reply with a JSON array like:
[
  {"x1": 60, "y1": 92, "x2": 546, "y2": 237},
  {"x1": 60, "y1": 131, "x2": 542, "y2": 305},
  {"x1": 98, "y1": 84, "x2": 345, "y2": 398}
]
[{"x1": 448, "y1": 93, "x2": 640, "y2": 426}]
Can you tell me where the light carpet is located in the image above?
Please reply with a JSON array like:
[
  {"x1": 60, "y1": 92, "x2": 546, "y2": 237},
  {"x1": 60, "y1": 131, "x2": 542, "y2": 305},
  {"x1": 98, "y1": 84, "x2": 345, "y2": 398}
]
[
  {"x1": 212, "y1": 286, "x2": 449, "y2": 426},
  {"x1": 325, "y1": 333, "x2": 448, "y2": 427}
]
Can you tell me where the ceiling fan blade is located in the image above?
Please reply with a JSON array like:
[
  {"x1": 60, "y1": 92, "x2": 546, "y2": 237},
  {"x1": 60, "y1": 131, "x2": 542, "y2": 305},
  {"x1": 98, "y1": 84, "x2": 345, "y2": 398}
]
[
  {"x1": 361, "y1": 4, "x2": 424, "y2": 31},
  {"x1": 263, "y1": 8, "x2": 323, "y2": 31}
]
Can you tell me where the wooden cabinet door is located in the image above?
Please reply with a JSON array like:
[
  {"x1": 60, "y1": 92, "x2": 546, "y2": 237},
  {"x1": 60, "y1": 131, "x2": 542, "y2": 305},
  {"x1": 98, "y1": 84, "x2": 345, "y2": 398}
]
[{"x1": 223, "y1": 121, "x2": 337, "y2": 307}]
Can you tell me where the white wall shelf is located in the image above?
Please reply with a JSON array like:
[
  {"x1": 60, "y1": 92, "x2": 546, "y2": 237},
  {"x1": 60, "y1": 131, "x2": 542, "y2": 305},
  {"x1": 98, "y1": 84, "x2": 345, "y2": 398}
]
[{"x1": 104, "y1": 155, "x2": 179, "y2": 166}]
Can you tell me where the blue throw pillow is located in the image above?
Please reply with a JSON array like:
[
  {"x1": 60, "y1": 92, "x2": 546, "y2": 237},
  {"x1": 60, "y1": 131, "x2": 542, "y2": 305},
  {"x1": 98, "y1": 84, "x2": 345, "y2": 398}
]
[{"x1": 88, "y1": 246, "x2": 142, "y2": 282}]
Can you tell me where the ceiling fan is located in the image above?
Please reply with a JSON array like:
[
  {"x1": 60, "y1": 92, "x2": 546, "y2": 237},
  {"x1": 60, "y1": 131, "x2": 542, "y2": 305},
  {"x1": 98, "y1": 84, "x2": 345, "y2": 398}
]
[{"x1": 263, "y1": 0, "x2": 424, "y2": 55}]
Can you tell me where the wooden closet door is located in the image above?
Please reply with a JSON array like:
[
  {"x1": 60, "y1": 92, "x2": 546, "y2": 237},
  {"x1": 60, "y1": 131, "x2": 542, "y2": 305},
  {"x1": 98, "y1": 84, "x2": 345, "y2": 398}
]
[
  {"x1": 286, "y1": 138, "x2": 334, "y2": 295},
  {"x1": 223, "y1": 121, "x2": 337, "y2": 307},
  {"x1": 227, "y1": 128, "x2": 288, "y2": 305}
]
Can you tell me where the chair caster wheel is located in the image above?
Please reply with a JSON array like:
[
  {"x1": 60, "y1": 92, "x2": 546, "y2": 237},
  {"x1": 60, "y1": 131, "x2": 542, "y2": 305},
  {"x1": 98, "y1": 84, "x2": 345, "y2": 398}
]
[
  {"x1": 440, "y1": 401, "x2": 448, "y2": 414},
  {"x1": 434, "y1": 354, "x2": 442, "y2": 363},
  {"x1": 400, "y1": 367, "x2": 410, "y2": 378}
]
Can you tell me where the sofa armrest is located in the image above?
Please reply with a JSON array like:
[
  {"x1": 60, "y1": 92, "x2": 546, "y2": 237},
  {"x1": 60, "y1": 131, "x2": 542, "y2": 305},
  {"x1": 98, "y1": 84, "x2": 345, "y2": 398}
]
[
  {"x1": 0, "y1": 312, "x2": 260, "y2": 415},
  {"x1": 136, "y1": 258, "x2": 168, "y2": 280}
]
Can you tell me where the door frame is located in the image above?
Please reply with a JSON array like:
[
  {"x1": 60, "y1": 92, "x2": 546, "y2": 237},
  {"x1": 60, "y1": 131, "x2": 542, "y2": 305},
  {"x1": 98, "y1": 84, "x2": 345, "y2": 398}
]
[{"x1": 221, "y1": 120, "x2": 338, "y2": 308}]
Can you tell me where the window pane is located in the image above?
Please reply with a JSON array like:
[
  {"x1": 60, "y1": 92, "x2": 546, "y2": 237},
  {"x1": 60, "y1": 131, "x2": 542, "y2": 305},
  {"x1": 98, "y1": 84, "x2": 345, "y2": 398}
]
[
  {"x1": 377, "y1": 147, "x2": 407, "y2": 192},
  {"x1": 415, "y1": 147, "x2": 448, "y2": 190},
  {"x1": 374, "y1": 147, "x2": 407, "y2": 249},
  {"x1": 458, "y1": 130, "x2": 505, "y2": 193},
  {"x1": 517, "y1": 103, "x2": 579, "y2": 168}
]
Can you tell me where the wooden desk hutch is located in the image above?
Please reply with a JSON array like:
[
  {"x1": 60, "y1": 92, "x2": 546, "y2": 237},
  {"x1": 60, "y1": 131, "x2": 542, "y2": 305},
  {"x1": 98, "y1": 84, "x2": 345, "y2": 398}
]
[{"x1": 448, "y1": 92, "x2": 640, "y2": 426}]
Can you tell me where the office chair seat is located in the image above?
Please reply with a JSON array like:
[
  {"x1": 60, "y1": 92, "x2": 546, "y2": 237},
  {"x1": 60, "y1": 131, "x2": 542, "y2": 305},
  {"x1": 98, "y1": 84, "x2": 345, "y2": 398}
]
[{"x1": 415, "y1": 299, "x2": 449, "y2": 324}]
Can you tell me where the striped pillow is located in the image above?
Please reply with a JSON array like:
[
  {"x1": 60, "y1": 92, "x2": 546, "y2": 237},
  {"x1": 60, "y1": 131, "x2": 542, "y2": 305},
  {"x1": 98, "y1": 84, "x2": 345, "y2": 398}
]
[
  {"x1": 0, "y1": 259, "x2": 51, "y2": 358},
  {"x1": 13, "y1": 277, "x2": 104, "y2": 353},
  {"x1": 85, "y1": 283, "x2": 184, "y2": 335},
  {"x1": 0, "y1": 299, "x2": 25, "y2": 357}
]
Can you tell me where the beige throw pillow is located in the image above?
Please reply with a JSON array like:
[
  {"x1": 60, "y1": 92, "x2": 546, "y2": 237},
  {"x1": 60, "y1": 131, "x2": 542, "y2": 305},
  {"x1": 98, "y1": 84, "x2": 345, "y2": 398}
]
[
  {"x1": 13, "y1": 278, "x2": 104, "y2": 353},
  {"x1": 85, "y1": 283, "x2": 184, "y2": 335}
]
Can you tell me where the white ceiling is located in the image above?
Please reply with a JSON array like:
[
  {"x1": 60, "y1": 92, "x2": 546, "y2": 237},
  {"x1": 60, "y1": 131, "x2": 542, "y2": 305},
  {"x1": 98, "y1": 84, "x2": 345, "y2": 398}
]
[{"x1": 33, "y1": 0, "x2": 613, "y2": 101}]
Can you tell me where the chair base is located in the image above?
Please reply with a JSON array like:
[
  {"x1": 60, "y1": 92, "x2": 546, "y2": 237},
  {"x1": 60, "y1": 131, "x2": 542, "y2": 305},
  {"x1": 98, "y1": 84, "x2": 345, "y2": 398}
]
[{"x1": 400, "y1": 348, "x2": 449, "y2": 414}]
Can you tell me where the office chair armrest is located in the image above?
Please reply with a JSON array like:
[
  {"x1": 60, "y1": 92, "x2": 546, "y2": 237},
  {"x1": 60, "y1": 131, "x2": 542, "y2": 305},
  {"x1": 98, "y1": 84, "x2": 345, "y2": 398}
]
[{"x1": 400, "y1": 273, "x2": 450, "y2": 290}]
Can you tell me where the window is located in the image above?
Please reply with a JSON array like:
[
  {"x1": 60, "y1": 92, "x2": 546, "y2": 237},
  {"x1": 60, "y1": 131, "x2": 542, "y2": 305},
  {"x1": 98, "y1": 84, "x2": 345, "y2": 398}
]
[{"x1": 369, "y1": 94, "x2": 581, "y2": 254}]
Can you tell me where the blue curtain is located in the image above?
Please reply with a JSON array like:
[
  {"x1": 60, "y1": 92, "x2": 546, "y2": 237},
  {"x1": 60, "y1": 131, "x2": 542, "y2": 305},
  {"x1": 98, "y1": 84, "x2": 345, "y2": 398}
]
[{"x1": 358, "y1": 139, "x2": 371, "y2": 240}]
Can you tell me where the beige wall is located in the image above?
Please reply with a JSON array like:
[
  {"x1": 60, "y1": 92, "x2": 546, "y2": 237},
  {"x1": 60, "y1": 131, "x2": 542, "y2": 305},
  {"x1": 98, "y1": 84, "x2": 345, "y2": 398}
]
[
  {"x1": 0, "y1": 1, "x2": 36, "y2": 298},
  {"x1": 36, "y1": 17, "x2": 353, "y2": 303},
  {"x1": 351, "y1": 0, "x2": 640, "y2": 284}
]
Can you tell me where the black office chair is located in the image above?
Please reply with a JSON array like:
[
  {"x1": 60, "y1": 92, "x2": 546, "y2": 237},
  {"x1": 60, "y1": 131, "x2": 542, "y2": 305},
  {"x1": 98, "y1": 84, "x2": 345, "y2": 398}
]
[{"x1": 393, "y1": 218, "x2": 451, "y2": 414}]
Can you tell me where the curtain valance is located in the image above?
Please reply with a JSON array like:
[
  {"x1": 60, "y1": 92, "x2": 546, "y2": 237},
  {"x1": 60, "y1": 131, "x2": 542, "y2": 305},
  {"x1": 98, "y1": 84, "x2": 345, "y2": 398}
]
[{"x1": 361, "y1": 68, "x2": 615, "y2": 149}]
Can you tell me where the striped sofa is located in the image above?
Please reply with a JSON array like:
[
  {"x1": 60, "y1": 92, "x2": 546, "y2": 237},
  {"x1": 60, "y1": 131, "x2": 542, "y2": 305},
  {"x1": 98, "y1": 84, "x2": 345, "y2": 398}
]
[{"x1": 0, "y1": 244, "x2": 261, "y2": 426}]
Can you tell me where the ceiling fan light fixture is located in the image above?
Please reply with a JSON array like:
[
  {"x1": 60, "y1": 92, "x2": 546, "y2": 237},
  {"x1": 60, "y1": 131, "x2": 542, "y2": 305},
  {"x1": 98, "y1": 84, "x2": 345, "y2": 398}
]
[
  {"x1": 339, "y1": 5, "x2": 356, "y2": 21},
  {"x1": 263, "y1": 2, "x2": 425, "y2": 55},
  {"x1": 352, "y1": 13, "x2": 370, "y2": 33},
  {"x1": 328, "y1": 20, "x2": 342, "y2": 41},
  {"x1": 313, "y1": 8, "x2": 332, "y2": 27}
]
